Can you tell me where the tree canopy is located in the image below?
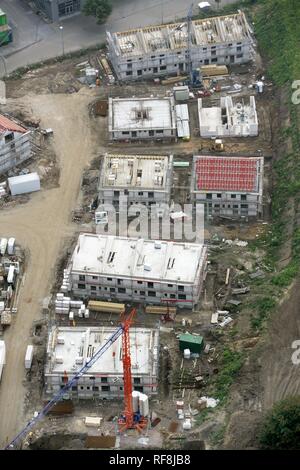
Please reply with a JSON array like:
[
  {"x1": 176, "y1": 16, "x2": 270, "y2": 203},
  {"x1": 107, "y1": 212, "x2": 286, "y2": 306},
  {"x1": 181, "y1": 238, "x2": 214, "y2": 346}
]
[
  {"x1": 83, "y1": 0, "x2": 112, "y2": 24},
  {"x1": 259, "y1": 396, "x2": 300, "y2": 450}
]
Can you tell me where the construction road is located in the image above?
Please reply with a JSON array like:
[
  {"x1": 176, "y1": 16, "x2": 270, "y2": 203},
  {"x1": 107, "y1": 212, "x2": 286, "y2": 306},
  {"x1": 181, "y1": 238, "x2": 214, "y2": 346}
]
[{"x1": 0, "y1": 89, "x2": 100, "y2": 447}]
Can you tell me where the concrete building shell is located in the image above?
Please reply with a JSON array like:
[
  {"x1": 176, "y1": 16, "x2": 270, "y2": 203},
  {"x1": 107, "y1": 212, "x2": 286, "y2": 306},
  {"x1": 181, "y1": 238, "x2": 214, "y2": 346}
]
[{"x1": 107, "y1": 11, "x2": 254, "y2": 81}]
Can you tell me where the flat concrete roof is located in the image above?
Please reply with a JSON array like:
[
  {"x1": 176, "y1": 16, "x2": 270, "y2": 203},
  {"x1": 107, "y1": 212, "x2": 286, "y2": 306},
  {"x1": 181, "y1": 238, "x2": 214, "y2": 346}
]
[
  {"x1": 100, "y1": 154, "x2": 171, "y2": 190},
  {"x1": 108, "y1": 11, "x2": 252, "y2": 58},
  {"x1": 109, "y1": 97, "x2": 176, "y2": 131},
  {"x1": 70, "y1": 234, "x2": 206, "y2": 284},
  {"x1": 45, "y1": 326, "x2": 158, "y2": 376}
]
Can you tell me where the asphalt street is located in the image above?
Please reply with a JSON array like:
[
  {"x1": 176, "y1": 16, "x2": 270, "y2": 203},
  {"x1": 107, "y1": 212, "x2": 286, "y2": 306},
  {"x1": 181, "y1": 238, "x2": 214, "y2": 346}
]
[{"x1": 0, "y1": 0, "x2": 240, "y2": 76}]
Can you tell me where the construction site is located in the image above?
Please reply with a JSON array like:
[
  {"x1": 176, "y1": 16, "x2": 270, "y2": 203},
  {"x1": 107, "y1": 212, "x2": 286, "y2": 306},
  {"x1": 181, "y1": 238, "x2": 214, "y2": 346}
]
[{"x1": 0, "y1": 1, "x2": 297, "y2": 453}]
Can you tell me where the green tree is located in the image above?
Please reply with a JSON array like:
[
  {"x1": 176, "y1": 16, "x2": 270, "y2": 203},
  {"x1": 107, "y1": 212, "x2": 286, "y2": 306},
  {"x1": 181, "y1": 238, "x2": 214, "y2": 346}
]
[
  {"x1": 83, "y1": 0, "x2": 112, "y2": 24},
  {"x1": 259, "y1": 396, "x2": 300, "y2": 450}
]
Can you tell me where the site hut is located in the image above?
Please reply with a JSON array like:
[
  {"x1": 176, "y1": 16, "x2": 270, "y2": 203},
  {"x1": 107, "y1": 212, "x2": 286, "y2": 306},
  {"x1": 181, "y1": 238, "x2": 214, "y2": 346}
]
[
  {"x1": 106, "y1": 11, "x2": 254, "y2": 82},
  {"x1": 98, "y1": 154, "x2": 173, "y2": 208},
  {"x1": 68, "y1": 234, "x2": 208, "y2": 309},
  {"x1": 108, "y1": 96, "x2": 177, "y2": 142},
  {"x1": 32, "y1": 0, "x2": 84, "y2": 22},
  {"x1": 0, "y1": 115, "x2": 31, "y2": 175},
  {"x1": 198, "y1": 96, "x2": 258, "y2": 138},
  {"x1": 45, "y1": 326, "x2": 159, "y2": 399},
  {"x1": 190, "y1": 155, "x2": 264, "y2": 219}
]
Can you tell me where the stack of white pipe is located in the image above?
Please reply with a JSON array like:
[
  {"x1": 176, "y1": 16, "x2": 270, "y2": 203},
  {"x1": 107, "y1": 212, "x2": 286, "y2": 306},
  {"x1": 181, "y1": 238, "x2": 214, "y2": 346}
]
[
  {"x1": 60, "y1": 269, "x2": 71, "y2": 292},
  {"x1": 131, "y1": 391, "x2": 149, "y2": 417},
  {"x1": 55, "y1": 293, "x2": 90, "y2": 317},
  {"x1": 55, "y1": 293, "x2": 70, "y2": 314},
  {"x1": 0, "y1": 182, "x2": 6, "y2": 198}
]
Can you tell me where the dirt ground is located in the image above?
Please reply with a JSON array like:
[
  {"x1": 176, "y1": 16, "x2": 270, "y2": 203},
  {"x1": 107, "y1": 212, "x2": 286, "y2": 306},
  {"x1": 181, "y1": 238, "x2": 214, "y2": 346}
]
[{"x1": 0, "y1": 87, "x2": 103, "y2": 447}]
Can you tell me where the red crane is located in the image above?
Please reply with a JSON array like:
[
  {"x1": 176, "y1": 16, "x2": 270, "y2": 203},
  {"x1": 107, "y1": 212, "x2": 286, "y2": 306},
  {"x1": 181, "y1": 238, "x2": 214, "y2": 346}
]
[{"x1": 118, "y1": 308, "x2": 148, "y2": 432}]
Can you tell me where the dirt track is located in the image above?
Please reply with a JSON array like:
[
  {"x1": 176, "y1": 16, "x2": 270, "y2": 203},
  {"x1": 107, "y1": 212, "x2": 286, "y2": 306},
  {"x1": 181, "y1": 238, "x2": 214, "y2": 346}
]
[{"x1": 0, "y1": 89, "x2": 100, "y2": 447}]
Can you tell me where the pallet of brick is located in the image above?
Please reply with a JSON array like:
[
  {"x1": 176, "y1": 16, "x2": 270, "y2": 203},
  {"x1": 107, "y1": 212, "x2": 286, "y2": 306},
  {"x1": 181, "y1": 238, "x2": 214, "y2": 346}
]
[
  {"x1": 87, "y1": 300, "x2": 125, "y2": 314},
  {"x1": 1, "y1": 311, "x2": 11, "y2": 325},
  {"x1": 145, "y1": 306, "x2": 177, "y2": 315}
]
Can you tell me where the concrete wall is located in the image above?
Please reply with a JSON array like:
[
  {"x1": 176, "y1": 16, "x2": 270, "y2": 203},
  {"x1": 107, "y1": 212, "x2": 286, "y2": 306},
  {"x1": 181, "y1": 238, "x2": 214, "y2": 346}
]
[
  {"x1": 193, "y1": 192, "x2": 262, "y2": 218},
  {"x1": 45, "y1": 369, "x2": 158, "y2": 399},
  {"x1": 109, "y1": 128, "x2": 176, "y2": 142},
  {"x1": 98, "y1": 188, "x2": 170, "y2": 207},
  {"x1": 69, "y1": 266, "x2": 207, "y2": 309},
  {"x1": 0, "y1": 131, "x2": 31, "y2": 175}
]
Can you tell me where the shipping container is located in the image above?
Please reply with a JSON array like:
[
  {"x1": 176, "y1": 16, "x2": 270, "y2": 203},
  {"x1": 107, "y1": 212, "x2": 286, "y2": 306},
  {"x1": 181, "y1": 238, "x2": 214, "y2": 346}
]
[
  {"x1": 25, "y1": 345, "x2": 33, "y2": 369},
  {"x1": 0, "y1": 340, "x2": 6, "y2": 381},
  {"x1": 7, "y1": 265, "x2": 15, "y2": 284},
  {"x1": 7, "y1": 238, "x2": 15, "y2": 255},
  {"x1": 8, "y1": 172, "x2": 40, "y2": 196},
  {"x1": 179, "y1": 334, "x2": 204, "y2": 354}
]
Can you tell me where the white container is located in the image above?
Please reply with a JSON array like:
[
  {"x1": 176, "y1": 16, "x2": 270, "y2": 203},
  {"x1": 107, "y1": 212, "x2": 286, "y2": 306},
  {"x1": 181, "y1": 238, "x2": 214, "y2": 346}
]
[
  {"x1": 0, "y1": 301, "x2": 5, "y2": 312},
  {"x1": 70, "y1": 301, "x2": 83, "y2": 308},
  {"x1": 85, "y1": 417, "x2": 102, "y2": 427},
  {"x1": 132, "y1": 390, "x2": 140, "y2": 412},
  {"x1": 183, "y1": 419, "x2": 192, "y2": 430},
  {"x1": 0, "y1": 238, "x2": 7, "y2": 256},
  {"x1": 7, "y1": 265, "x2": 15, "y2": 284},
  {"x1": 25, "y1": 345, "x2": 33, "y2": 369},
  {"x1": 69, "y1": 311, "x2": 74, "y2": 320},
  {"x1": 0, "y1": 340, "x2": 6, "y2": 381},
  {"x1": 183, "y1": 348, "x2": 191, "y2": 359},
  {"x1": 7, "y1": 238, "x2": 15, "y2": 255},
  {"x1": 56, "y1": 293, "x2": 64, "y2": 300},
  {"x1": 8, "y1": 172, "x2": 40, "y2": 196},
  {"x1": 55, "y1": 308, "x2": 69, "y2": 314},
  {"x1": 139, "y1": 393, "x2": 149, "y2": 417},
  {"x1": 84, "y1": 309, "x2": 89, "y2": 319}
]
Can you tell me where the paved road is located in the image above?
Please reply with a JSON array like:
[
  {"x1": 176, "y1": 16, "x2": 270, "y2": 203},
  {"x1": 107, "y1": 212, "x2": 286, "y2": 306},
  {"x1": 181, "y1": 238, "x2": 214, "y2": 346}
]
[{"x1": 0, "y1": 0, "x2": 240, "y2": 76}]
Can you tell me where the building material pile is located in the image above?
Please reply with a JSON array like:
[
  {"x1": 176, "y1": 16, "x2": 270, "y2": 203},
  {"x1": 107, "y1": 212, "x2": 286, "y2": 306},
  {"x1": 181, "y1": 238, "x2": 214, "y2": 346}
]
[{"x1": 55, "y1": 293, "x2": 89, "y2": 318}]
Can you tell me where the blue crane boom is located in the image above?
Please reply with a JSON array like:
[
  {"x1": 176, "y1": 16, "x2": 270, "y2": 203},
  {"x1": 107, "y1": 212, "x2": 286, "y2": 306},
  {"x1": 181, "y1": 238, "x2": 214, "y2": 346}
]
[{"x1": 4, "y1": 324, "x2": 123, "y2": 450}]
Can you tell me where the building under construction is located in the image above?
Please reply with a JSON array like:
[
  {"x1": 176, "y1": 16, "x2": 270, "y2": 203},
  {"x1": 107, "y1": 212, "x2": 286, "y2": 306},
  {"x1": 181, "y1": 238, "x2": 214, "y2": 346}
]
[
  {"x1": 68, "y1": 233, "x2": 207, "y2": 308},
  {"x1": 108, "y1": 96, "x2": 177, "y2": 141},
  {"x1": 0, "y1": 115, "x2": 31, "y2": 175},
  {"x1": 98, "y1": 153, "x2": 173, "y2": 207},
  {"x1": 190, "y1": 155, "x2": 264, "y2": 219},
  {"x1": 198, "y1": 96, "x2": 258, "y2": 138},
  {"x1": 44, "y1": 326, "x2": 159, "y2": 399},
  {"x1": 106, "y1": 11, "x2": 254, "y2": 81}
]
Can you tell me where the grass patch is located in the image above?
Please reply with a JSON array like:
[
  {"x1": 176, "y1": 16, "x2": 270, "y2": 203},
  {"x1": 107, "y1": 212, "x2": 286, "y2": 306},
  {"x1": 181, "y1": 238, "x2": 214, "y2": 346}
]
[{"x1": 213, "y1": 348, "x2": 244, "y2": 404}]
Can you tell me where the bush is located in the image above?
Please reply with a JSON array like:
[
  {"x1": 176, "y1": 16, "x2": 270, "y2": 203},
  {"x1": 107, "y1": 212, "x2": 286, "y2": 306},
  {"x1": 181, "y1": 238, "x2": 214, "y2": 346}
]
[{"x1": 259, "y1": 397, "x2": 300, "y2": 449}]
